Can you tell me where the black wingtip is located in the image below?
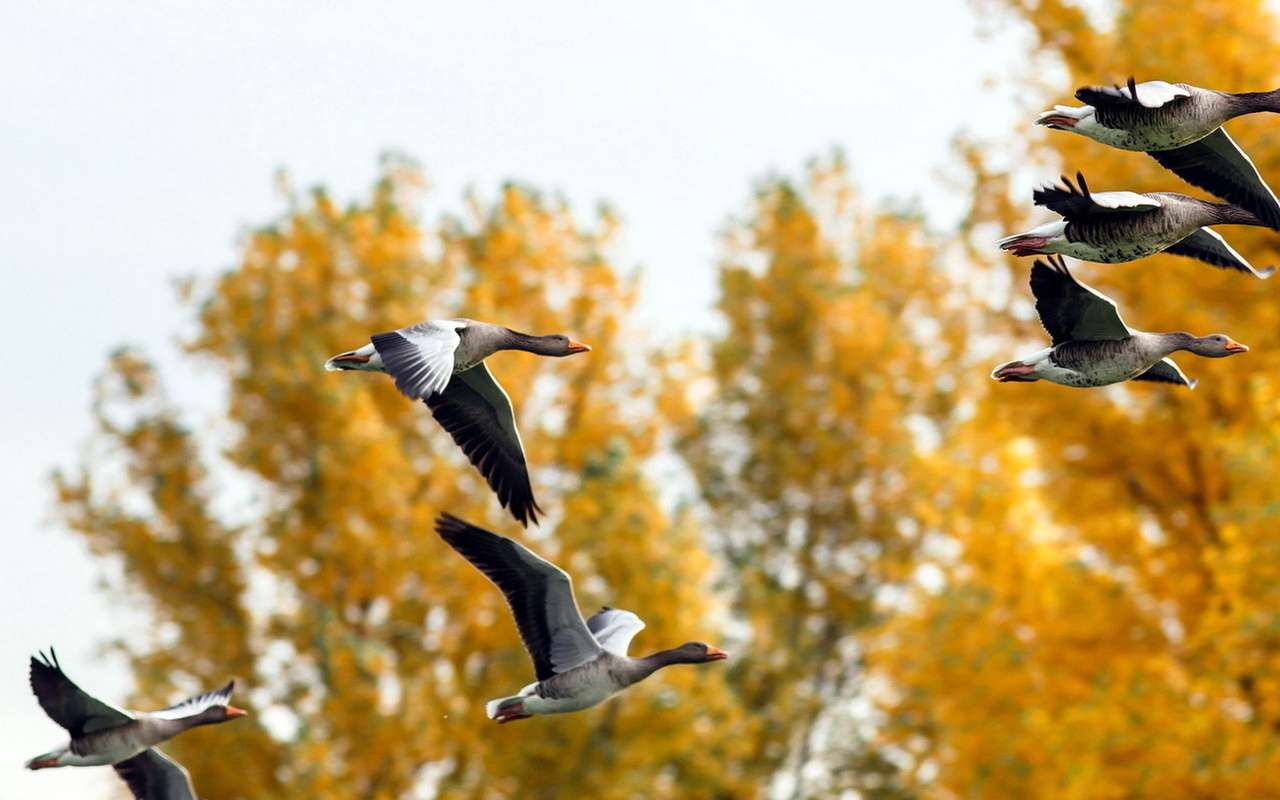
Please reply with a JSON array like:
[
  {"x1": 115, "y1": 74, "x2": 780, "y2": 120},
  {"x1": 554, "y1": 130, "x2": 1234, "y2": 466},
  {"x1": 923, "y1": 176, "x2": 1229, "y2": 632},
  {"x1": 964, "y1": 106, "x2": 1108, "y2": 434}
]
[
  {"x1": 1128, "y1": 76, "x2": 1138, "y2": 100},
  {"x1": 1075, "y1": 171, "x2": 1090, "y2": 197},
  {"x1": 436, "y1": 512, "x2": 497, "y2": 544}
]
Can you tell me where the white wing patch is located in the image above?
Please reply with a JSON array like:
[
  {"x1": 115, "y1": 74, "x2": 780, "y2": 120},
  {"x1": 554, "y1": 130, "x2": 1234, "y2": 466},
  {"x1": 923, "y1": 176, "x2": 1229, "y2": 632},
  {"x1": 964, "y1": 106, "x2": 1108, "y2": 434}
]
[
  {"x1": 1089, "y1": 191, "x2": 1162, "y2": 210},
  {"x1": 370, "y1": 319, "x2": 464, "y2": 399},
  {"x1": 1130, "y1": 80, "x2": 1191, "y2": 108},
  {"x1": 587, "y1": 608, "x2": 646, "y2": 656}
]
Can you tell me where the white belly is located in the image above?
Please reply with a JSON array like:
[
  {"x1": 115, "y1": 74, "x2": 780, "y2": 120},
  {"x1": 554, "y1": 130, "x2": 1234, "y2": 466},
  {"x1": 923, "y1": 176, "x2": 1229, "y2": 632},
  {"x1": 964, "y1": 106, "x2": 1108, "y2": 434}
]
[{"x1": 523, "y1": 684, "x2": 616, "y2": 716}]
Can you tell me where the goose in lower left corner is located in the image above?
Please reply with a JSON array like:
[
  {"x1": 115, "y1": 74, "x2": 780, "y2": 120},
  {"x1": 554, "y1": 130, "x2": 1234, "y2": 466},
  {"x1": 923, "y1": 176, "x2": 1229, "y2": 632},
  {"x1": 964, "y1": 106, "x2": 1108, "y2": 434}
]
[
  {"x1": 991, "y1": 256, "x2": 1248, "y2": 388},
  {"x1": 434, "y1": 513, "x2": 728, "y2": 723},
  {"x1": 25, "y1": 649, "x2": 246, "y2": 799}
]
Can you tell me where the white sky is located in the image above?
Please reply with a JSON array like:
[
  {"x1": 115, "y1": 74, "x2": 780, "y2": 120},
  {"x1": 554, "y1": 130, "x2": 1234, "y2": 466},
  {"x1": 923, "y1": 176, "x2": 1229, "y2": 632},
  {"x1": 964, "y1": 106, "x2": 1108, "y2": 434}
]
[{"x1": 0, "y1": 2, "x2": 1025, "y2": 796}]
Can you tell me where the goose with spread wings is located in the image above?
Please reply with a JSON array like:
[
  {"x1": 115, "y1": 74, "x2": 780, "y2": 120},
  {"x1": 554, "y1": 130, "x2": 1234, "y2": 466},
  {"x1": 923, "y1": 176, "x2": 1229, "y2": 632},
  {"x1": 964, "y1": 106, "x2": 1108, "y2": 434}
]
[
  {"x1": 1036, "y1": 78, "x2": 1280, "y2": 229},
  {"x1": 991, "y1": 256, "x2": 1248, "y2": 388},
  {"x1": 999, "y1": 172, "x2": 1274, "y2": 278},
  {"x1": 434, "y1": 513, "x2": 728, "y2": 722},
  {"x1": 326, "y1": 319, "x2": 591, "y2": 527},
  {"x1": 26, "y1": 649, "x2": 245, "y2": 798}
]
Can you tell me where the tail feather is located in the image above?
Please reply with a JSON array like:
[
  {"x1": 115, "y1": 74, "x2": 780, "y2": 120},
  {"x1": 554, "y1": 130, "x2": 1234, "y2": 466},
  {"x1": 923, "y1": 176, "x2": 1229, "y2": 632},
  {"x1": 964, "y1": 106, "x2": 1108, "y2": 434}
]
[
  {"x1": 25, "y1": 749, "x2": 64, "y2": 770},
  {"x1": 486, "y1": 695, "x2": 532, "y2": 723}
]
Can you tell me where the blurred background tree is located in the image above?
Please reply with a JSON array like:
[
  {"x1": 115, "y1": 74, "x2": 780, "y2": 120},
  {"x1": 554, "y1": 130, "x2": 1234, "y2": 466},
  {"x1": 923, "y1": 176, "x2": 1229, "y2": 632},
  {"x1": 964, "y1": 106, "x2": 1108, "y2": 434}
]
[{"x1": 679, "y1": 156, "x2": 976, "y2": 799}]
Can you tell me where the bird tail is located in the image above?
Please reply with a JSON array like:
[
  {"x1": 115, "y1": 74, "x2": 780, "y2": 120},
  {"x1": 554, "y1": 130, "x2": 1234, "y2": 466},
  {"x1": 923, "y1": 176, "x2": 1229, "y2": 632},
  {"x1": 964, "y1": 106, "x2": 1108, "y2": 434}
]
[
  {"x1": 25, "y1": 748, "x2": 65, "y2": 770},
  {"x1": 323, "y1": 343, "x2": 381, "y2": 372},
  {"x1": 486, "y1": 695, "x2": 531, "y2": 723}
]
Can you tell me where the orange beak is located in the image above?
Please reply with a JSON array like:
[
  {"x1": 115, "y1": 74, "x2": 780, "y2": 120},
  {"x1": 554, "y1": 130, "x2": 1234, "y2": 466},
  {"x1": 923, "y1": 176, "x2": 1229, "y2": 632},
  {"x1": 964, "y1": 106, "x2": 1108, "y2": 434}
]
[
  {"x1": 224, "y1": 705, "x2": 248, "y2": 718},
  {"x1": 566, "y1": 340, "x2": 592, "y2": 354},
  {"x1": 705, "y1": 646, "x2": 729, "y2": 661},
  {"x1": 1226, "y1": 339, "x2": 1249, "y2": 354}
]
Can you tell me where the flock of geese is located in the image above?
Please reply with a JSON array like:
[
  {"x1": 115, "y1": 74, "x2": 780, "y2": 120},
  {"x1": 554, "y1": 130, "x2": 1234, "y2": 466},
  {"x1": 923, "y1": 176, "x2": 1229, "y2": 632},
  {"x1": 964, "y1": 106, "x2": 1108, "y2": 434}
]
[
  {"x1": 993, "y1": 78, "x2": 1280, "y2": 388},
  {"x1": 25, "y1": 316, "x2": 727, "y2": 794},
  {"x1": 23, "y1": 77, "x2": 1279, "y2": 798}
]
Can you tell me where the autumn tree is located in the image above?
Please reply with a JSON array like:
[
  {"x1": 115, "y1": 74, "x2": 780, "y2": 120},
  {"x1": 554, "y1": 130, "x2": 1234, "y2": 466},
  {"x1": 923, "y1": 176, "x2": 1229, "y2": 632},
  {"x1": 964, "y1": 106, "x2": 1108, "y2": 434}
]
[
  {"x1": 680, "y1": 155, "x2": 978, "y2": 799},
  {"x1": 876, "y1": 1, "x2": 1280, "y2": 797},
  {"x1": 55, "y1": 159, "x2": 751, "y2": 799}
]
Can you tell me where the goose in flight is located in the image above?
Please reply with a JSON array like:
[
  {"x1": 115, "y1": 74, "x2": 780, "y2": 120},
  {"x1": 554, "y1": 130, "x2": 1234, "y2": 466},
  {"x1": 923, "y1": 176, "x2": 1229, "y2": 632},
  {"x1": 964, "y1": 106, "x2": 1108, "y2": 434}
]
[
  {"x1": 998, "y1": 172, "x2": 1274, "y2": 278},
  {"x1": 434, "y1": 513, "x2": 728, "y2": 722},
  {"x1": 991, "y1": 256, "x2": 1248, "y2": 388},
  {"x1": 26, "y1": 649, "x2": 245, "y2": 799},
  {"x1": 1037, "y1": 78, "x2": 1280, "y2": 229},
  {"x1": 326, "y1": 320, "x2": 591, "y2": 527}
]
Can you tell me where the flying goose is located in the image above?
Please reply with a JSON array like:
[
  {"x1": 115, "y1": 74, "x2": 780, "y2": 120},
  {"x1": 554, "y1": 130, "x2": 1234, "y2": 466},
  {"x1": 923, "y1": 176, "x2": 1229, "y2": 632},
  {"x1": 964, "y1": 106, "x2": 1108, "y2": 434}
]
[
  {"x1": 434, "y1": 513, "x2": 728, "y2": 722},
  {"x1": 326, "y1": 320, "x2": 591, "y2": 527},
  {"x1": 991, "y1": 256, "x2": 1248, "y2": 388},
  {"x1": 998, "y1": 172, "x2": 1275, "y2": 278},
  {"x1": 1037, "y1": 78, "x2": 1280, "y2": 229},
  {"x1": 26, "y1": 649, "x2": 245, "y2": 799}
]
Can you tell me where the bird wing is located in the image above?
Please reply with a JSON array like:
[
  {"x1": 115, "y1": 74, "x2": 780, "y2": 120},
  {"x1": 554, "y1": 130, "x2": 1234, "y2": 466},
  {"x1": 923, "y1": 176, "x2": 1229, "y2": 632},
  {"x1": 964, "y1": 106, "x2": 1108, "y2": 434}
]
[
  {"x1": 148, "y1": 680, "x2": 235, "y2": 721},
  {"x1": 1148, "y1": 128, "x2": 1280, "y2": 230},
  {"x1": 113, "y1": 749, "x2": 196, "y2": 800},
  {"x1": 1033, "y1": 172, "x2": 1161, "y2": 221},
  {"x1": 585, "y1": 607, "x2": 647, "y2": 656},
  {"x1": 29, "y1": 649, "x2": 133, "y2": 738},
  {"x1": 435, "y1": 513, "x2": 602, "y2": 682},
  {"x1": 1075, "y1": 77, "x2": 1191, "y2": 109},
  {"x1": 1029, "y1": 256, "x2": 1130, "y2": 344},
  {"x1": 1163, "y1": 227, "x2": 1275, "y2": 278},
  {"x1": 370, "y1": 319, "x2": 465, "y2": 400},
  {"x1": 1132, "y1": 358, "x2": 1197, "y2": 389},
  {"x1": 426, "y1": 363, "x2": 541, "y2": 527}
]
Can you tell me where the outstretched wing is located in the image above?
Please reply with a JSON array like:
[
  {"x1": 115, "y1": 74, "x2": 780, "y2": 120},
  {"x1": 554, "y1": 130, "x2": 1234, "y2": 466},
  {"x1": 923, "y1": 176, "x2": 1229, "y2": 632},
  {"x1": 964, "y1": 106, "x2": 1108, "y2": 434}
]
[
  {"x1": 149, "y1": 680, "x2": 236, "y2": 721},
  {"x1": 29, "y1": 649, "x2": 132, "y2": 738},
  {"x1": 1164, "y1": 227, "x2": 1275, "y2": 278},
  {"x1": 426, "y1": 363, "x2": 541, "y2": 527},
  {"x1": 1149, "y1": 128, "x2": 1280, "y2": 230},
  {"x1": 586, "y1": 607, "x2": 647, "y2": 656},
  {"x1": 1076, "y1": 77, "x2": 1191, "y2": 110},
  {"x1": 113, "y1": 749, "x2": 196, "y2": 800},
  {"x1": 1029, "y1": 256, "x2": 1130, "y2": 344},
  {"x1": 370, "y1": 319, "x2": 465, "y2": 400},
  {"x1": 435, "y1": 514, "x2": 601, "y2": 681},
  {"x1": 1132, "y1": 358, "x2": 1197, "y2": 389},
  {"x1": 1033, "y1": 172, "x2": 1161, "y2": 221}
]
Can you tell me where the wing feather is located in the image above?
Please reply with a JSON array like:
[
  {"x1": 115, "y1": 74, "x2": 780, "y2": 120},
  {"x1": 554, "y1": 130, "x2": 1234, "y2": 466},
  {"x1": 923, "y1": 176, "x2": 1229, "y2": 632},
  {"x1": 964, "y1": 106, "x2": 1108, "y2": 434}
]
[
  {"x1": 586, "y1": 607, "x2": 646, "y2": 656},
  {"x1": 113, "y1": 749, "x2": 196, "y2": 800},
  {"x1": 435, "y1": 514, "x2": 601, "y2": 681},
  {"x1": 426, "y1": 364, "x2": 541, "y2": 527},
  {"x1": 29, "y1": 649, "x2": 133, "y2": 738},
  {"x1": 371, "y1": 320, "x2": 464, "y2": 400},
  {"x1": 1029, "y1": 256, "x2": 1130, "y2": 343},
  {"x1": 1164, "y1": 227, "x2": 1275, "y2": 278},
  {"x1": 1149, "y1": 128, "x2": 1280, "y2": 230}
]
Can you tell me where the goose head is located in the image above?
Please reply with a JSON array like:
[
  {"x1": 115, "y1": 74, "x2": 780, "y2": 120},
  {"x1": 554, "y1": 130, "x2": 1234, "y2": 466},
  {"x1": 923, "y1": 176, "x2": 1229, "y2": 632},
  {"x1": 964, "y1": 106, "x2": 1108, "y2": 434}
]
[
  {"x1": 507, "y1": 332, "x2": 591, "y2": 357},
  {"x1": 660, "y1": 642, "x2": 730, "y2": 665},
  {"x1": 189, "y1": 703, "x2": 248, "y2": 727},
  {"x1": 1183, "y1": 334, "x2": 1249, "y2": 358}
]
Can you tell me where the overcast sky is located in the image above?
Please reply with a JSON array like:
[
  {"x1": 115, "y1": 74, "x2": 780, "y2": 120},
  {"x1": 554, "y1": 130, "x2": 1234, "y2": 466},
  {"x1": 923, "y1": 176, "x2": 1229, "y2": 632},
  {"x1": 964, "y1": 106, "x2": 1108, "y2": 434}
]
[{"x1": 0, "y1": 2, "x2": 1024, "y2": 796}]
